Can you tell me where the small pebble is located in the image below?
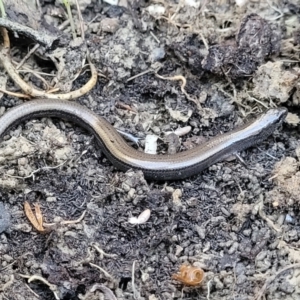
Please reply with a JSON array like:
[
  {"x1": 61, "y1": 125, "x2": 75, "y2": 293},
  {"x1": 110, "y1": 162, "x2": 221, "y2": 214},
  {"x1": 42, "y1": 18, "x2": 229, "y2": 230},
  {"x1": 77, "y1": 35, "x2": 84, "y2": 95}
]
[
  {"x1": 100, "y1": 18, "x2": 119, "y2": 33},
  {"x1": 174, "y1": 126, "x2": 191, "y2": 136},
  {"x1": 172, "y1": 189, "x2": 182, "y2": 206},
  {"x1": 0, "y1": 202, "x2": 11, "y2": 233},
  {"x1": 128, "y1": 188, "x2": 136, "y2": 199},
  {"x1": 285, "y1": 214, "x2": 294, "y2": 224},
  {"x1": 46, "y1": 197, "x2": 57, "y2": 202},
  {"x1": 128, "y1": 209, "x2": 151, "y2": 224},
  {"x1": 145, "y1": 135, "x2": 158, "y2": 154},
  {"x1": 228, "y1": 242, "x2": 239, "y2": 254},
  {"x1": 150, "y1": 48, "x2": 165, "y2": 62}
]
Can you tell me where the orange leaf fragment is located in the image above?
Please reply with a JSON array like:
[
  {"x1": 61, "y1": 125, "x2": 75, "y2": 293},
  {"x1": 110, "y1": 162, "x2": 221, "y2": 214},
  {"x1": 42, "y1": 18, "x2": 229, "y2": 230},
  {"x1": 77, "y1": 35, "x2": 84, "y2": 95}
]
[
  {"x1": 24, "y1": 201, "x2": 45, "y2": 232},
  {"x1": 172, "y1": 265, "x2": 205, "y2": 286}
]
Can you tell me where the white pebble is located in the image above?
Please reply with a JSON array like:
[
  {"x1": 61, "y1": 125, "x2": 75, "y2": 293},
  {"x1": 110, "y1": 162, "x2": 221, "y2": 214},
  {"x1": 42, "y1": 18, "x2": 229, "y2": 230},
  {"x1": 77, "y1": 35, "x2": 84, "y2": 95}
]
[
  {"x1": 145, "y1": 135, "x2": 158, "y2": 154},
  {"x1": 145, "y1": 4, "x2": 165, "y2": 17},
  {"x1": 174, "y1": 126, "x2": 192, "y2": 137},
  {"x1": 235, "y1": 0, "x2": 247, "y2": 6},
  {"x1": 128, "y1": 209, "x2": 151, "y2": 224},
  {"x1": 103, "y1": 0, "x2": 118, "y2": 5}
]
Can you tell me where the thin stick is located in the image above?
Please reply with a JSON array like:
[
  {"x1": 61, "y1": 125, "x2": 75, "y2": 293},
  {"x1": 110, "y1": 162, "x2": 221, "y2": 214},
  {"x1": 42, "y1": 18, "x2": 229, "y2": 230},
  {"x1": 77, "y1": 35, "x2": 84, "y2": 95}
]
[
  {"x1": 0, "y1": 88, "x2": 31, "y2": 98},
  {"x1": 132, "y1": 260, "x2": 140, "y2": 299},
  {"x1": 75, "y1": 0, "x2": 85, "y2": 40},
  {"x1": 16, "y1": 44, "x2": 40, "y2": 70},
  {"x1": 7, "y1": 160, "x2": 67, "y2": 180},
  {"x1": 24, "y1": 283, "x2": 40, "y2": 299},
  {"x1": 19, "y1": 274, "x2": 59, "y2": 300},
  {"x1": 155, "y1": 72, "x2": 201, "y2": 108},
  {"x1": 43, "y1": 210, "x2": 87, "y2": 227},
  {"x1": 89, "y1": 263, "x2": 115, "y2": 281},
  {"x1": 92, "y1": 244, "x2": 118, "y2": 259},
  {"x1": 127, "y1": 69, "x2": 153, "y2": 82}
]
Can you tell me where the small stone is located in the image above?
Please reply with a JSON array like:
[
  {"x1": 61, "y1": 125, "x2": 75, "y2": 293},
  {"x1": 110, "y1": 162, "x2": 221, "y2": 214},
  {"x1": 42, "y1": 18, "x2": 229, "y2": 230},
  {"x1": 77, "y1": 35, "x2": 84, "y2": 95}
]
[
  {"x1": 128, "y1": 188, "x2": 136, "y2": 199},
  {"x1": 194, "y1": 225, "x2": 206, "y2": 239},
  {"x1": 141, "y1": 271, "x2": 149, "y2": 282},
  {"x1": 150, "y1": 48, "x2": 165, "y2": 62},
  {"x1": 214, "y1": 276, "x2": 224, "y2": 289},
  {"x1": 122, "y1": 183, "x2": 131, "y2": 192},
  {"x1": 13, "y1": 223, "x2": 32, "y2": 233},
  {"x1": 203, "y1": 242, "x2": 210, "y2": 252},
  {"x1": 172, "y1": 189, "x2": 182, "y2": 206},
  {"x1": 164, "y1": 186, "x2": 174, "y2": 193},
  {"x1": 175, "y1": 245, "x2": 183, "y2": 256},
  {"x1": 46, "y1": 197, "x2": 57, "y2": 202},
  {"x1": 100, "y1": 18, "x2": 119, "y2": 33},
  {"x1": 0, "y1": 203, "x2": 11, "y2": 233},
  {"x1": 148, "y1": 295, "x2": 159, "y2": 300},
  {"x1": 18, "y1": 157, "x2": 28, "y2": 166},
  {"x1": 2, "y1": 254, "x2": 13, "y2": 262},
  {"x1": 256, "y1": 251, "x2": 267, "y2": 261},
  {"x1": 6, "y1": 169, "x2": 15, "y2": 176},
  {"x1": 228, "y1": 242, "x2": 239, "y2": 254}
]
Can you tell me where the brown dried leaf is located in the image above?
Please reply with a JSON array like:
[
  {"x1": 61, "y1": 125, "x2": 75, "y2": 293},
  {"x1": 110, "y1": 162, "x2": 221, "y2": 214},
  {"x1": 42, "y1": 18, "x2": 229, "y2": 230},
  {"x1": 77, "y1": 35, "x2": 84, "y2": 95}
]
[
  {"x1": 34, "y1": 203, "x2": 43, "y2": 227},
  {"x1": 24, "y1": 201, "x2": 45, "y2": 232}
]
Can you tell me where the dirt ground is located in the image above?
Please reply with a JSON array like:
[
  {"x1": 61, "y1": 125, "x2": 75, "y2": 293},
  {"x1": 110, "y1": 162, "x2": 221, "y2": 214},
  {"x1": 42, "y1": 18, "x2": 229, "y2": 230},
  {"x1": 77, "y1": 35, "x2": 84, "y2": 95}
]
[{"x1": 0, "y1": 0, "x2": 300, "y2": 299}]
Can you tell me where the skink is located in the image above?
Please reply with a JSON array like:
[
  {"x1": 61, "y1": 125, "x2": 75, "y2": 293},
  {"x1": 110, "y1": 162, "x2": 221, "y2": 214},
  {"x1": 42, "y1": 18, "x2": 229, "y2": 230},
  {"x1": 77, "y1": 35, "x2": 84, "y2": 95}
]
[{"x1": 0, "y1": 99, "x2": 287, "y2": 180}]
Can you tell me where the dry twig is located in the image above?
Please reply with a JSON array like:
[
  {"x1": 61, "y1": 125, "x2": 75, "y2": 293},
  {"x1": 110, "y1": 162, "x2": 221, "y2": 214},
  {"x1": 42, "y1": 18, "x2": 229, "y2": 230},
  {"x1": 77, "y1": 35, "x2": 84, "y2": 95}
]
[
  {"x1": 19, "y1": 274, "x2": 59, "y2": 300},
  {"x1": 43, "y1": 210, "x2": 87, "y2": 227},
  {"x1": 89, "y1": 263, "x2": 116, "y2": 281},
  {"x1": 155, "y1": 72, "x2": 202, "y2": 109},
  {"x1": 91, "y1": 243, "x2": 118, "y2": 259}
]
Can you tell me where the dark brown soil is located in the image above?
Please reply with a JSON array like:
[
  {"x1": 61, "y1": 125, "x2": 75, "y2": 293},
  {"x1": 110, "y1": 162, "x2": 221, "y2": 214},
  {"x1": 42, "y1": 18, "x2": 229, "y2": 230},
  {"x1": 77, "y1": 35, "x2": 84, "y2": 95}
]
[{"x1": 0, "y1": 1, "x2": 300, "y2": 300}]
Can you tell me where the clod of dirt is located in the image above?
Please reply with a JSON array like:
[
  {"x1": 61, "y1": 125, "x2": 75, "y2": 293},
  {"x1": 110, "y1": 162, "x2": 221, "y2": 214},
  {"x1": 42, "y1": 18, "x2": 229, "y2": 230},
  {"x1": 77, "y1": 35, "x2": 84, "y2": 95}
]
[
  {"x1": 285, "y1": 112, "x2": 300, "y2": 126},
  {"x1": 293, "y1": 80, "x2": 300, "y2": 105},
  {"x1": 252, "y1": 61, "x2": 300, "y2": 103},
  {"x1": 266, "y1": 156, "x2": 300, "y2": 207},
  {"x1": 169, "y1": 35, "x2": 206, "y2": 76},
  {"x1": 165, "y1": 132, "x2": 180, "y2": 154},
  {"x1": 116, "y1": 170, "x2": 150, "y2": 202},
  {"x1": 165, "y1": 100, "x2": 193, "y2": 122},
  {"x1": 202, "y1": 13, "x2": 281, "y2": 78},
  {"x1": 0, "y1": 120, "x2": 74, "y2": 190},
  {"x1": 100, "y1": 18, "x2": 120, "y2": 33}
]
